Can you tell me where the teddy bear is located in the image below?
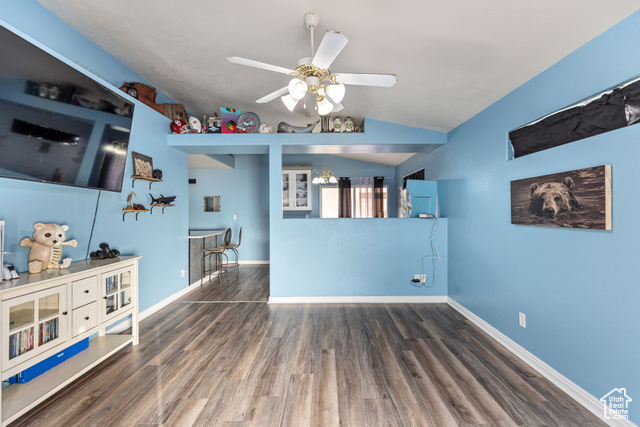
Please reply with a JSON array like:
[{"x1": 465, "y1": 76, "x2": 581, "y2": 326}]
[{"x1": 19, "y1": 223, "x2": 78, "y2": 274}]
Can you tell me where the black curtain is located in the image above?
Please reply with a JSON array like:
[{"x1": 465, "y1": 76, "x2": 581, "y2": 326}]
[
  {"x1": 510, "y1": 79, "x2": 640, "y2": 158},
  {"x1": 374, "y1": 176, "x2": 384, "y2": 218},
  {"x1": 338, "y1": 177, "x2": 351, "y2": 218},
  {"x1": 402, "y1": 169, "x2": 424, "y2": 189}
]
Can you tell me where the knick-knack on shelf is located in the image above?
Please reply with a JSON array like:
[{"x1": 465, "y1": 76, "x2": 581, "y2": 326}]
[
  {"x1": 333, "y1": 117, "x2": 341, "y2": 133},
  {"x1": 345, "y1": 117, "x2": 354, "y2": 133}
]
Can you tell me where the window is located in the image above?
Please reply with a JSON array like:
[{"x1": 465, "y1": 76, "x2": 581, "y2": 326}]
[
  {"x1": 320, "y1": 187, "x2": 339, "y2": 218},
  {"x1": 319, "y1": 186, "x2": 388, "y2": 218},
  {"x1": 402, "y1": 168, "x2": 424, "y2": 189}
]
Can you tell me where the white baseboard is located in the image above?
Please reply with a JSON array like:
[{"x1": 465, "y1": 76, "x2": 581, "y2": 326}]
[
  {"x1": 238, "y1": 260, "x2": 269, "y2": 265},
  {"x1": 447, "y1": 298, "x2": 636, "y2": 427},
  {"x1": 268, "y1": 296, "x2": 448, "y2": 304}
]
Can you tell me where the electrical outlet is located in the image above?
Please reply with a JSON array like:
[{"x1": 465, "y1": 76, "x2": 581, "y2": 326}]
[
  {"x1": 414, "y1": 274, "x2": 420, "y2": 281},
  {"x1": 519, "y1": 312, "x2": 526, "y2": 328},
  {"x1": 233, "y1": 214, "x2": 237, "y2": 220},
  {"x1": 420, "y1": 274, "x2": 427, "y2": 283},
  {"x1": 181, "y1": 269, "x2": 186, "y2": 278}
]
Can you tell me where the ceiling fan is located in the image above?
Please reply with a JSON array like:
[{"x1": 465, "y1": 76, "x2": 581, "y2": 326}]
[{"x1": 228, "y1": 12, "x2": 397, "y2": 116}]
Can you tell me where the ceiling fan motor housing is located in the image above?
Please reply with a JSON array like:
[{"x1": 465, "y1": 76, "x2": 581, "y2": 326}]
[{"x1": 304, "y1": 12, "x2": 320, "y2": 30}]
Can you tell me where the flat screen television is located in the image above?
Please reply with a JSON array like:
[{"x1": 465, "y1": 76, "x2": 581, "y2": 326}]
[{"x1": 0, "y1": 24, "x2": 135, "y2": 192}]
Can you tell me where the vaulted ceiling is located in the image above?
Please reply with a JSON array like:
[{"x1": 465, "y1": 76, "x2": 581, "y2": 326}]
[{"x1": 36, "y1": 0, "x2": 640, "y2": 136}]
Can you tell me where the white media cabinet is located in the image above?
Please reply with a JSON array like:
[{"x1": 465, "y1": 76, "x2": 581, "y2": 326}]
[{"x1": 0, "y1": 256, "x2": 140, "y2": 425}]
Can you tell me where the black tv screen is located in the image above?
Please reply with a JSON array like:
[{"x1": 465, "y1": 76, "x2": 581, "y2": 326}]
[{"x1": 0, "y1": 24, "x2": 135, "y2": 192}]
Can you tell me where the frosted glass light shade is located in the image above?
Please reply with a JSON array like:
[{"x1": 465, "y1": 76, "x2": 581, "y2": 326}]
[
  {"x1": 281, "y1": 94, "x2": 299, "y2": 112},
  {"x1": 288, "y1": 78, "x2": 308, "y2": 100},
  {"x1": 317, "y1": 97, "x2": 333, "y2": 116},
  {"x1": 312, "y1": 176, "x2": 322, "y2": 184},
  {"x1": 326, "y1": 83, "x2": 345, "y2": 103},
  {"x1": 329, "y1": 176, "x2": 338, "y2": 184}
]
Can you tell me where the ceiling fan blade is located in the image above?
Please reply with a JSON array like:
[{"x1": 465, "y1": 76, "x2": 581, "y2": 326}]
[
  {"x1": 256, "y1": 86, "x2": 289, "y2": 104},
  {"x1": 333, "y1": 73, "x2": 397, "y2": 87},
  {"x1": 312, "y1": 31, "x2": 348, "y2": 70},
  {"x1": 228, "y1": 57, "x2": 295, "y2": 75}
]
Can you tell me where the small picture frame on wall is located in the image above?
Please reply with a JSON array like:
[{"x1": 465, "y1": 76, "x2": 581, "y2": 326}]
[
  {"x1": 131, "y1": 152, "x2": 153, "y2": 178},
  {"x1": 204, "y1": 196, "x2": 221, "y2": 212}
]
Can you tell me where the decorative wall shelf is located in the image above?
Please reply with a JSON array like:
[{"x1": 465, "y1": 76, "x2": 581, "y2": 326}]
[
  {"x1": 122, "y1": 209, "x2": 149, "y2": 221},
  {"x1": 131, "y1": 176, "x2": 162, "y2": 190},
  {"x1": 149, "y1": 204, "x2": 174, "y2": 215}
]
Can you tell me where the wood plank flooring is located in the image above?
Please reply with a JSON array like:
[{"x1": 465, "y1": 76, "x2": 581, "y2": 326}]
[
  {"x1": 184, "y1": 265, "x2": 269, "y2": 302},
  {"x1": 12, "y1": 266, "x2": 605, "y2": 426}
]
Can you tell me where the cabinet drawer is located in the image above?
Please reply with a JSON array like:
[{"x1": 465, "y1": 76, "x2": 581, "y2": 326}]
[
  {"x1": 72, "y1": 302, "x2": 98, "y2": 337},
  {"x1": 73, "y1": 276, "x2": 98, "y2": 309}
]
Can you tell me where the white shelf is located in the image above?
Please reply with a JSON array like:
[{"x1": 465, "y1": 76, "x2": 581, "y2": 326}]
[{"x1": 2, "y1": 334, "x2": 133, "y2": 424}]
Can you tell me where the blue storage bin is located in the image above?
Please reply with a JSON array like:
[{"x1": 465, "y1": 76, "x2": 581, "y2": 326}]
[{"x1": 7, "y1": 338, "x2": 89, "y2": 383}]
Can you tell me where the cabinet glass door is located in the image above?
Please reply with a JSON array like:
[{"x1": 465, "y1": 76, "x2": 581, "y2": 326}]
[
  {"x1": 282, "y1": 173, "x2": 290, "y2": 208},
  {"x1": 120, "y1": 289, "x2": 132, "y2": 309},
  {"x1": 120, "y1": 270, "x2": 132, "y2": 308},
  {"x1": 10, "y1": 301, "x2": 34, "y2": 332},
  {"x1": 105, "y1": 273, "x2": 119, "y2": 315},
  {"x1": 9, "y1": 301, "x2": 35, "y2": 360},
  {"x1": 3, "y1": 284, "x2": 67, "y2": 367},
  {"x1": 102, "y1": 268, "x2": 134, "y2": 319},
  {"x1": 121, "y1": 271, "x2": 131, "y2": 289},
  {"x1": 38, "y1": 294, "x2": 60, "y2": 346},
  {"x1": 295, "y1": 173, "x2": 309, "y2": 208}
]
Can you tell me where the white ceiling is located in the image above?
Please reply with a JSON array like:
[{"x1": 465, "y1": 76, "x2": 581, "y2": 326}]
[
  {"x1": 36, "y1": 0, "x2": 640, "y2": 135},
  {"x1": 331, "y1": 152, "x2": 415, "y2": 167},
  {"x1": 34, "y1": 1, "x2": 640, "y2": 168},
  {"x1": 188, "y1": 154, "x2": 233, "y2": 170}
]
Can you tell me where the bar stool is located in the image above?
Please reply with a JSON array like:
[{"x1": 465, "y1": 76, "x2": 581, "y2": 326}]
[
  {"x1": 221, "y1": 226, "x2": 241, "y2": 277},
  {"x1": 201, "y1": 228, "x2": 231, "y2": 285}
]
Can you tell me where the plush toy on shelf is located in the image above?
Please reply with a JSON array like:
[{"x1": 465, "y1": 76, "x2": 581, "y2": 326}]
[{"x1": 19, "y1": 223, "x2": 78, "y2": 274}]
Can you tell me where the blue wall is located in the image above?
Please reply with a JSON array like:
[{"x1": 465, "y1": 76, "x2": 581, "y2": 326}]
[
  {"x1": 283, "y1": 154, "x2": 398, "y2": 218},
  {"x1": 271, "y1": 217, "x2": 447, "y2": 297},
  {"x1": 188, "y1": 155, "x2": 270, "y2": 262},
  {"x1": 266, "y1": 123, "x2": 449, "y2": 298},
  {"x1": 0, "y1": 1, "x2": 189, "y2": 312},
  {"x1": 403, "y1": 10, "x2": 640, "y2": 422}
]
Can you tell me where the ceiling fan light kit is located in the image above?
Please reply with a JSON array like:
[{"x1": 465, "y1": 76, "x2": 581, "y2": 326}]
[
  {"x1": 281, "y1": 94, "x2": 299, "y2": 112},
  {"x1": 317, "y1": 96, "x2": 334, "y2": 116},
  {"x1": 228, "y1": 12, "x2": 396, "y2": 117},
  {"x1": 288, "y1": 78, "x2": 308, "y2": 100},
  {"x1": 326, "y1": 83, "x2": 346, "y2": 103}
]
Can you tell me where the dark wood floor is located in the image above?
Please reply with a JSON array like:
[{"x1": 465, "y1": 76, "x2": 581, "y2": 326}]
[
  {"x1": 183, "y1": 265, "x2": 269, "y2": 302},
  {"x1": 13, "y1": 266, "x2": 605, "y2": 426}
]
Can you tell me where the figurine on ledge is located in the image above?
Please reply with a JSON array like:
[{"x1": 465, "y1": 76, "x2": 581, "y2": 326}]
[
  {"x1": 149, "y1": 194, "x2": 176, "y2": 205},
  {"x1": 90, "y1": 243, "x2": 120, "y2": 260}
]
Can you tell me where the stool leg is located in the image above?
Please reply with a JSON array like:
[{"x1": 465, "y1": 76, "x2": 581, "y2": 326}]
[
  {"x1": 217, "y1": 253, "x2": 222, "y2": 283},
  {"x1": 233, "y1": 248, "x2": 239, "y2": 276},
  {"x1": 201, "y1": 252, "x2": 205, "y2": 286},
  {"x1": 222, "y1": 252, "x2": 229, "y2": 275}
]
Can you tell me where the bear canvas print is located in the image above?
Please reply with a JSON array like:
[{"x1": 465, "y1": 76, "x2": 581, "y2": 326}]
[{"x1": 511, "y1": 165, "x2": 611, "y2": 230}]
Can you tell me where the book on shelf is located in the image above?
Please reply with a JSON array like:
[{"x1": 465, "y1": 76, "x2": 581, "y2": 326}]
[{"x1": 9, "y1": 327, "x2": 34, "y2": 359}]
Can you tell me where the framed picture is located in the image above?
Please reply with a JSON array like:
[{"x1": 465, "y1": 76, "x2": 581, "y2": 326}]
[
  {"x1": 131, "y1": 152, "x2": 153, "y2": 178},
  {"x1": 511, "y1": 165, "x2": 611, "y2": 230}
]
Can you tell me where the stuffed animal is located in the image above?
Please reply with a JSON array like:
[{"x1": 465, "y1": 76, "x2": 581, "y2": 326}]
[{"x1": 19, "y1": 223, "x2": 78, "y2": 274}]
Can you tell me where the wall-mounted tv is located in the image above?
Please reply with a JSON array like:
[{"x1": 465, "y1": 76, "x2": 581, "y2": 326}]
[{"x1": 0, "y1": 24, "x2": 135, "y2": 192}]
